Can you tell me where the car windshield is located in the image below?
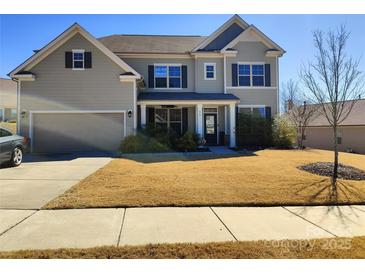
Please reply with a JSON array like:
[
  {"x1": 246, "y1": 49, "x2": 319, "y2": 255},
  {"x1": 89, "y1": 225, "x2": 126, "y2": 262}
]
[{"x1": 0, "y1": 128, "x2": 13, "y2": 137}]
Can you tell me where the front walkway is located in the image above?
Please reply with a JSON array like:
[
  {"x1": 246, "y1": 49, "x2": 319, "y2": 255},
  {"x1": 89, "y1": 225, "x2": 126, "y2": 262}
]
[
  {"x1": 0, "y1": 205, "x2": 364, "y2": 251},
  {"x1": 208, "y1": 146, "x2": 238, "y2": 155}
]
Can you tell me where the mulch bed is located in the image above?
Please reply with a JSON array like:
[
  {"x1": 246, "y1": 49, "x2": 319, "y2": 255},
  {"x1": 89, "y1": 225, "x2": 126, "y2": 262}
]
[{"x1": 299, "y1": 162, "x2": 365, "y2": 180}]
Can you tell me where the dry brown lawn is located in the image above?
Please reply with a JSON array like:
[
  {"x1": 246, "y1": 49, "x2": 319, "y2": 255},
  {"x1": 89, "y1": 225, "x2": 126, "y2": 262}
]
[
  {"x1": 44, "y1": 149, "x2": 365, "y2": 209},
  {"x1": 0, "y1": 122, "x2": 16, "y2": 134},
  {"x1": 1, "y1": 237, "x2": 364, "y2": 259}
]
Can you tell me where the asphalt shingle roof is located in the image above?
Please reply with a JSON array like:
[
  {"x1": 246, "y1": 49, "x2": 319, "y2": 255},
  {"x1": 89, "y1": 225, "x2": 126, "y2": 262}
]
[
  {"x1": 307, "y1": 99, "x2": 365, "y2": 127},
  {"x1": 98, "y1": 35, "x2": 207, "y2": 54}
]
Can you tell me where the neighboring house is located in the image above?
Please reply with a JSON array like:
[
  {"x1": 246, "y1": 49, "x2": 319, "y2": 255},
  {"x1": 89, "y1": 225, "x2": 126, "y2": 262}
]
[
  {"x1": 303, "y1": 99, "x2": 365, "y2": 154},
  {"x1": 0, "y1": 78, "x2": 17, "y2": 122},
  {"x1": 8, "y1": 15, "x2": 285, "y2": 153}
]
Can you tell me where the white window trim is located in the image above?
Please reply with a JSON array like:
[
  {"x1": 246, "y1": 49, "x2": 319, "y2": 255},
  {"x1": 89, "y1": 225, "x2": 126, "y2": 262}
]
[
  {"x1": 237, "y1": 62, "x2": 265, "y2": 87},
  {"x1": 72, "y1": 49, "x2": 85, "y2": 70},
  {"x1": 238, "y1": 105, "x2": 266, "y2": 117},
  {"x1": 204, "y1": 63, "x2": 216, "y2": 80},
  {"x1": 226, "y1": 86, "x2": 277, "y2": 90},
  {"x1": 154, "y1": 64, "x2": 182, "y2": 90},
  {"x1": 154, "y1": 107, "x2": 183, "y2": 133}
]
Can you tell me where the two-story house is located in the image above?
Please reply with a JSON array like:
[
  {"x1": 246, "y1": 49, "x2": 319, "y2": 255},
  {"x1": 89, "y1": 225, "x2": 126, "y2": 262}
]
[{"x1": 9, "y1": 15, "x2": 285, "y2": 153}]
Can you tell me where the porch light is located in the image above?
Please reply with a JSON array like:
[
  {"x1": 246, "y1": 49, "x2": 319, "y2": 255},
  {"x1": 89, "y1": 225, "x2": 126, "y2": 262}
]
[{"x1": 127, "y1": 110, "x2": 132, "y2": 118}]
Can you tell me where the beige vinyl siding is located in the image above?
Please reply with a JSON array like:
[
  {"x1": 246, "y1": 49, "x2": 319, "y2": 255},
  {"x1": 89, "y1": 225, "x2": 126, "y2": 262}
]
[
  {"x1": 229, "y1": 88, "x2": 278, "y2": 116},
  {"x1": 195, "y1": 58, "x2": 224, "y2": 93},
  {"x1": 226, "y1": 41, "x2": 277, "y2": 87},
  {"x1": 123, "y1": 58, "x2": 195, "y2": 92},
  {"x1": 304, "y1": 126, "x2": 365, "y2": 154},
  {"x1": 19, "y1": 33, "x2": 135, "y2": 138},
  {"x1": 224, "y1": 41, "x2": 279, "y2": 115}
]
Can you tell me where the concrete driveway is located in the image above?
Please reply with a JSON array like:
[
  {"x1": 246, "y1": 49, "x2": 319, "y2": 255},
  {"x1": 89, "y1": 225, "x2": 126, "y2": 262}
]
[{"x1": 0, "y1": 153, "x2": 112, "y2": 209}]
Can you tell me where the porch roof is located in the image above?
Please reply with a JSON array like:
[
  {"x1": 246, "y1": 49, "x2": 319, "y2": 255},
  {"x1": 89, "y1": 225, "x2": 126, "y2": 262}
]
[{"x1": 138, "y1": 92, "x2": 239, "y2": 102}]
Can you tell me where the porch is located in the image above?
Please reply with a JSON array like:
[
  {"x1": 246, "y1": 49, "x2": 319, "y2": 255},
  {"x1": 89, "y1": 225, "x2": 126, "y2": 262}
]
[{"x1": 137, "y1": 92, "x2": 239, "y2": 147}]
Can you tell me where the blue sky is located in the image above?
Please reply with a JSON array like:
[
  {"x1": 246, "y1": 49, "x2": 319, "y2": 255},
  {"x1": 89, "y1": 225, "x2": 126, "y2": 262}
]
[{"x1": 1, "y1": 14, "x2": 364, "y2": 85}]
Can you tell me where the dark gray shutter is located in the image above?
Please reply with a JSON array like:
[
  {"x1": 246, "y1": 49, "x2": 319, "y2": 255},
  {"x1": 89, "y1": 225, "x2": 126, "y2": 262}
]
[
  {"x1": 265, "y1": 106, "x2": 272, "y2": 120},
  {"x1": 84, "y1": 52, "x2": 92, "y2": 68},
  {"x1": 148, "y1": 65, "x2": 154, "y2": 88},
  {"x1": 148, "y1": 107, "x2": 155, "y2": 125},
  {"x1": 265, "y1": 64, "x2": 271, "y2": 87},
  {"x1": 182, "y1": 108, "x2": 188, "y2": 134},
  {"x1": 65, "y1": 52, "x2": 72, "y2": 68},
  {"x1": 182, "y1": 65, "x2": 188, "y2": 88},
  {"x1": 137, "y1": 105, "x2": 141, "y2": 129},
  {"x1": 232, "y1": 64, "x2": 238, "y2": 86}
]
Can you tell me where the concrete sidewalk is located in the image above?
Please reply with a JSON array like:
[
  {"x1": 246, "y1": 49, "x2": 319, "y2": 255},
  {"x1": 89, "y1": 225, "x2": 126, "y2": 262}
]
[{"x1": 0, "y1": 205, "x2": 364, "y2": 252}]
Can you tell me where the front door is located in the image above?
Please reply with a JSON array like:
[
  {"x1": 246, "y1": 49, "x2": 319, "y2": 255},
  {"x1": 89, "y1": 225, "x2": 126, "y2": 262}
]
[{"x1": 204, "y1": 113, "x2": 217, "y2": 145}]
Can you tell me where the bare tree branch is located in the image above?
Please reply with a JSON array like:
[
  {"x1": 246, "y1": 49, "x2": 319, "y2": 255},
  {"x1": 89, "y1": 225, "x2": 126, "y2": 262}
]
[{"x1": 300, "y1": 25, "x2": 364, "y2": 189}]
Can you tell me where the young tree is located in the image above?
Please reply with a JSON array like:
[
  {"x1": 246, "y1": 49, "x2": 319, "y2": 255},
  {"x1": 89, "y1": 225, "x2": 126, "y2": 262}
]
[
  {"x1": 282, "y1": 79, "x2": 318, "y2": 148},
  {"x1": 301, "y1": 26, "x2": 364, "y2": 191}
]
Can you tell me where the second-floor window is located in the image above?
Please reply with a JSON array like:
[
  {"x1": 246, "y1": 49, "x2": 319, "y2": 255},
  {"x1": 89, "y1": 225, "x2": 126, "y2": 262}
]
[
  {"x1": 155, "y1": 65, "x2": 182, "y2": 88},
  {"x1": 204, "y1": 63, "x2": 216, "y2": 80},
  {"x1": 238, "y1": 64, "x2": 265, "y2": 87},
  {"x1": 72, "y1": 50, "x2": 84, "y2": 69}
]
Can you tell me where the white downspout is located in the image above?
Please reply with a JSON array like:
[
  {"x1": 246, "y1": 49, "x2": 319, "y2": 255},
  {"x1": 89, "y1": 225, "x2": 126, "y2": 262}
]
[
  {"x1": 133, "y1": 79, "x2": 137, "y2": 132},
  {"x1": 16, "y1": 80, "x2": 21, "y2": 134},
  {"x1": 223, "y1": 54, "x2": 228, "y2": 135}
]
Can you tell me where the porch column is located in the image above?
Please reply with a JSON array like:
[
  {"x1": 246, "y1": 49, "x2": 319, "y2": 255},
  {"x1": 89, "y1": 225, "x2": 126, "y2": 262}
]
[
  {"x1": 229, "y1": 103, "x2": 236, "y2": 147},
  {"x1": 140, "y1": 104, "x2": 147, "y2": 128},
  {"x1": 196, "y1": 103, "x2": 203, "y2": 137}
]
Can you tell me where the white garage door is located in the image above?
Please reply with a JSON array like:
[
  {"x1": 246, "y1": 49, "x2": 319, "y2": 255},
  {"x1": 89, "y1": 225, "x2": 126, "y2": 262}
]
[{"x1": 32, "y1": 112, "x2": 125, "y2": 153}]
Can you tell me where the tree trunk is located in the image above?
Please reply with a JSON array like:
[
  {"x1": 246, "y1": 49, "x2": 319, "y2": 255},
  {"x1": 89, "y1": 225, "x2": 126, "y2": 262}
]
[
  {"x1": 300, "y1": 126, "x2": 305, "y2": 149},
  {"x1": 332, "y1": 125, "x2": 339, "y2": 192}
]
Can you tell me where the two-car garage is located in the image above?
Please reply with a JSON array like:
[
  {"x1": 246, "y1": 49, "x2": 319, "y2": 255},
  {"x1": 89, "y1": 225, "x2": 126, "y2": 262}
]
[{"x1": 31, "y1": 111, "x2": 126, "y2": 153}]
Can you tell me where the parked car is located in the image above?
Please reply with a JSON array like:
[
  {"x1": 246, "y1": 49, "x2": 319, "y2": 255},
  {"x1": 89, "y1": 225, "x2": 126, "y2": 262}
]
[{"x1": 0, "y1": 127, "x2": 27, "y2": 167}]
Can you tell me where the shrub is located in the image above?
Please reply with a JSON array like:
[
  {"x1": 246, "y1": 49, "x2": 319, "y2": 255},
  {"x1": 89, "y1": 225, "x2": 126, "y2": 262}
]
[
  {"x1": 121, "y1": 128, "x2": 201, "y2": 153},
  {"x1": 272, "y1": 115, "x2": 297, "y2": 148},
  {"x1": 236, "y1": 113, "x2": 273, "y2": 147},
  {"x1": 175, "y1": 132, "x2": 200, "y2": 152},
  {"x1": 120, "y1": 133, "x2": 170, "y2": 153}
]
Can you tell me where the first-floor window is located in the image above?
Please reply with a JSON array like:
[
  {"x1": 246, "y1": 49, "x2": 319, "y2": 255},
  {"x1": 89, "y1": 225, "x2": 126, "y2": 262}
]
[
  {"x1": 155, "y1": 108, "x2": 182, "y2": 135},
  {"x1": 239, "y1": 106, "x2": 266, "y2": 118},
  {"x1": 155, "y1": 108, "x2": 168, "y2": 129},
  {"x1": 0, "y1": 108, "x2": 3, "y2": 121},
  {"x1": 154, "y1": 65, "x2": 181, "y2": 88}
]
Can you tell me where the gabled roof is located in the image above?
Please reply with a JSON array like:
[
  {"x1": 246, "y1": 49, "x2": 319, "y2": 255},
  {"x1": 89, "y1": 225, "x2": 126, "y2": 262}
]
[
  {"x1": 9, "y1": 23, "x2": 141, "y2": 78},
  {"x1": 307, "y1": 99, "x2": 365, "y2": 127},
  {"x1": 221, "y1": 24, "x2": 285, "y2": 55},
  {"x1": 98, "y1": 35, "x2": 206, "y2": 54},
  {"x1": 192, "y1": 15, "x2": 250, "y2": 52}
]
